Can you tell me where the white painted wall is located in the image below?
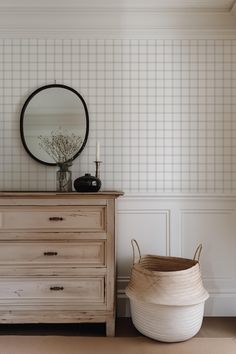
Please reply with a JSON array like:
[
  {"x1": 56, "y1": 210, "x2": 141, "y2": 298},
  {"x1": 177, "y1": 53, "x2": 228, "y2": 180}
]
[{"x1": 0, "y1": 3, "x2": 235, "y2": 316}]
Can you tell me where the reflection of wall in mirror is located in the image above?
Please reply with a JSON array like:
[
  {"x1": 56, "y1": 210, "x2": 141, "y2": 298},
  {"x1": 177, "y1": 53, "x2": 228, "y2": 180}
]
[{"x1": 24, "y1": 113, "x2": 86, "y2": 131}]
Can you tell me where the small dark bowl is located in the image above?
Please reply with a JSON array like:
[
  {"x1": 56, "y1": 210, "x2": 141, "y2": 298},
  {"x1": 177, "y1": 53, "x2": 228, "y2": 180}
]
[{"x1": 74, "y1": 173, "x2": 101, "y2": 192}]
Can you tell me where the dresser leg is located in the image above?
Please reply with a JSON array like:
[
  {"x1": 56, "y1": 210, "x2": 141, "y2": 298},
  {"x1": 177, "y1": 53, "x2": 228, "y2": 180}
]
[{"x1": 106, "y1": 318, "x2": 115, "y2": 337}]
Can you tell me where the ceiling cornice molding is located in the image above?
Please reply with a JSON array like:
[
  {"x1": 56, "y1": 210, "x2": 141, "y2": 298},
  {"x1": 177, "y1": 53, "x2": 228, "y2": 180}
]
[
  {"x1": 0, "y1": 6, "x2": 232, "y2": 14},
  {"x1": 0, "y1": 0, "x2": 235, "y2": 11},
  {"x1": 0, "y1": 29, "x2": 235, "y2": 40},
  {"x1": 0, "y1": 6, "x2": 235, "y2": 34}
]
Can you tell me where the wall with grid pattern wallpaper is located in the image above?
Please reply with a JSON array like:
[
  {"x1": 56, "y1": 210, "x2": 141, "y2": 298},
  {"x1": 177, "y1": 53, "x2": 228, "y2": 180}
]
[{"x1": 0, "y1": 38, "x2": 236, "y2": 194}]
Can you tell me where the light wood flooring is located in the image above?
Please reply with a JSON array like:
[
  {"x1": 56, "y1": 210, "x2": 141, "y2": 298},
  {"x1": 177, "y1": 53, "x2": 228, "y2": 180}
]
[{"x1": 0, "y1": 317, "x2": 234, "y2": 338}]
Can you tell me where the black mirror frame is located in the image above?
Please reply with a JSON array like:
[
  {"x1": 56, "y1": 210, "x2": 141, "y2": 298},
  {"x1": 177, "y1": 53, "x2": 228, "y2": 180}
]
[{"x1": 20, "y1": 84, "x2": 89, "y2": 166}]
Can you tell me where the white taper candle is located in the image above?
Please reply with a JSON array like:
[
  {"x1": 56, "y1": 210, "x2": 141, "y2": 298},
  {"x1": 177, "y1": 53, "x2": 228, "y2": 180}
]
[{"x1": 96, "y1": 141, "x2": 100, "y2": 161}]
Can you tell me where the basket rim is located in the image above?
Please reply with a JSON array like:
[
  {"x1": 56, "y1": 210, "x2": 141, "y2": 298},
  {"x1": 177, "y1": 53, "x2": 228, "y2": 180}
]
[{"x1": 133, "y1": 255, "x2": 199, "y2": 276}]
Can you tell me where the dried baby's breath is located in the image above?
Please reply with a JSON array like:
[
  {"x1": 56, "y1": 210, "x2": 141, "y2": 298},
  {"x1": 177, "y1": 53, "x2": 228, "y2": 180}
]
[{"x1": 38, "y1": 128, "x2": 82, "y2": 164}]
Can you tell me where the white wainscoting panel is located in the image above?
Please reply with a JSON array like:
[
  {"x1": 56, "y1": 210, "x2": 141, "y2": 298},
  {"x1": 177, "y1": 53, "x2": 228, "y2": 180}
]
[
  {"x1": 181, "y1": 210, "x2": 235, "y2": 280},
  {"x1": 117, "y1": 209, "x2": 170, "y2": 276},
  {"x1": 116, "y1": 195, "x2": 236, "y2": 317},
  {"x1": 180, "y1": 209, "x2": 236, "y2": 316}
]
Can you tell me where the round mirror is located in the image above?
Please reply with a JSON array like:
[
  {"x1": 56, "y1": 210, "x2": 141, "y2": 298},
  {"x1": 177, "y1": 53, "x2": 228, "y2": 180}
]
[{"x1": 20, "y1": 84, "x2": 89, "y2": 165}]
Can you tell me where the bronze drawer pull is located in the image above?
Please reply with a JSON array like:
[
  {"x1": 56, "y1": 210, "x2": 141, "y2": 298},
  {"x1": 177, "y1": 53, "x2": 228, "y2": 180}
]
[
  {"x1": 50, "y1": 286, "x2": 64, "y2": 291},
  {"x1": 44, "y1": 252, "x2": 58, "y2": 256},
  {"x1": 49, "y1": 217, "x2": 64, "y2": 221}
]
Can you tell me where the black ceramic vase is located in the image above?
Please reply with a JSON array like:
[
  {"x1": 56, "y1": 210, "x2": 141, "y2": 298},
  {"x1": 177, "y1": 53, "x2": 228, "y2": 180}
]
[{"x1": 74, "y1": 173, "x2": 101, "y2": 192}]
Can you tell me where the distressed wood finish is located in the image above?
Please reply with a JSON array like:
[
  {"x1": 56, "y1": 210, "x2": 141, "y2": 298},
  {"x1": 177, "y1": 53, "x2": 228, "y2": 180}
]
[
  {"x1": 0, "y1": 241, "x2": 106, "y2": 266},
  {"x1": 0, "y1": 277, "x2": 105, "y2": 304},
  {"x1": 0, "y1": 192, "x2": 123, "y2": 336},
  {"x1": 0, "y1": 206, "x2": 105, "y2": 231}
]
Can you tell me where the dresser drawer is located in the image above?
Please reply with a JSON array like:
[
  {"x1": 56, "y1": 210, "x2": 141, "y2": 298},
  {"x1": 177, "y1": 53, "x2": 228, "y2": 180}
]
[
  {"x1": 0, "y1": 206, "x2": 105, "y2": 232},
  {"x1": 0, "y1": 241, "x2": 105, "y2": 266},
  {"x1": 0, "y1": 277, "x2": 105, "y2": 305}
]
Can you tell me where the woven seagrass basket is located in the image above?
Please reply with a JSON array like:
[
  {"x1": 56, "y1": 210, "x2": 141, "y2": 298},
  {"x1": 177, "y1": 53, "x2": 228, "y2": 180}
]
[{"x1": 125, "y1": 240, "x2": 209, "y2": 342}]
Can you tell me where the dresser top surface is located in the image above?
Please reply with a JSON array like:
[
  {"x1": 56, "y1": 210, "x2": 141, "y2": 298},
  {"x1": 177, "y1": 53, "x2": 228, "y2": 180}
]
[{"x1": 0, "y1": 191, "x2": 124, "y2": 199}]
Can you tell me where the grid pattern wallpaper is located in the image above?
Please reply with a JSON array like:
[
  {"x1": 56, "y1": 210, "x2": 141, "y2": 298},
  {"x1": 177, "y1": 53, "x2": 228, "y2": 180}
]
[{"x1": 0, "y1": 39, "x2": 236, "y2": 193}]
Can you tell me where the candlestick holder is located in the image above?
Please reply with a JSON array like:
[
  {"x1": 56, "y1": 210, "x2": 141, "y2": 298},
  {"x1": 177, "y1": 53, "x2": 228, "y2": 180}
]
[{"x1": 94, "y1": 160, "x2": 102, "y2": 179}]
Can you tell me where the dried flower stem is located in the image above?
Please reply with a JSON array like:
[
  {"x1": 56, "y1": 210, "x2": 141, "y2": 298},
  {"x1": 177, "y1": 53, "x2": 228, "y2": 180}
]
[{"x1": 38, "y1": 128, "x2": 82, "y2": 164}]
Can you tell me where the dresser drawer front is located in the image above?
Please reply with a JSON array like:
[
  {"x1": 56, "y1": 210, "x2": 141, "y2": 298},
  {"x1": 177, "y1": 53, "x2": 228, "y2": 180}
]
[
  {"x1": 0, "y1": 278, "x2": 105, "y2": 304},
  {"x1": 0, "y1": 241, "x2": 105, "y2": 266},
  {"x1": 0, "y1": 207, "x2": 105, "y2": 232}
]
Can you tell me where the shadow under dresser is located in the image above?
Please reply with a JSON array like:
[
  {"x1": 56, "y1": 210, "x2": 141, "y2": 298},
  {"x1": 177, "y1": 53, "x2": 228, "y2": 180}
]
[{"x1": 0, "y1": 192, "x2": 123, "y2": 336}]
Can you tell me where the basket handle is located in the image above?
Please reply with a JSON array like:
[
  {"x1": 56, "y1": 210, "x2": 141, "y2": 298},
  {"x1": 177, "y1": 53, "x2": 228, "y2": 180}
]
[
  {"x1": 131, "y1": 239, "x2": 141, "y2": 264},
  {"x1": 193, "y1": 244, "x2": 203, "y2": 262}
]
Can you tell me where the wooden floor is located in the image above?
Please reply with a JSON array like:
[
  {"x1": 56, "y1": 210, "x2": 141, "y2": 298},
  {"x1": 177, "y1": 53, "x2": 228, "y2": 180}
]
[{"x1": 0, "y1": 317, "x2": 235, "y2": 338}]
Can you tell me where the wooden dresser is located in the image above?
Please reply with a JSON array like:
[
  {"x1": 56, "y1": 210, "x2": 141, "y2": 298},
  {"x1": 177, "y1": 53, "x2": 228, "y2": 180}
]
[{"x1": 0, "y1": 192, "x2": 123, "y2": 336}]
